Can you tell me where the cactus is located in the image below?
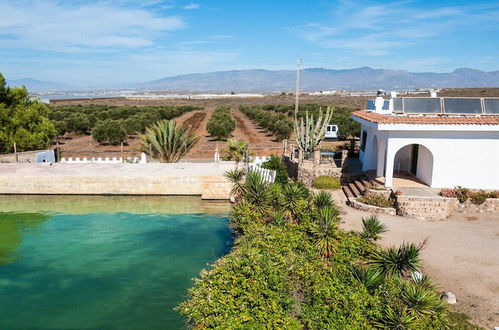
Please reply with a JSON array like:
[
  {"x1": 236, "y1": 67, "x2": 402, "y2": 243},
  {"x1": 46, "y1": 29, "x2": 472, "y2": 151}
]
[{"x1": 294, "y1": 107, "x2": 334, "y2": 154}]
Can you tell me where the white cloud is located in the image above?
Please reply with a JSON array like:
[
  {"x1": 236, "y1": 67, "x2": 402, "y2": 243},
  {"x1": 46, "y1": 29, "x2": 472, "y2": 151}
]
[
  {"x1": 182, "y1": 2, "x2": 199, "y2": 10},
  {"x1": 0, "y1": 0, "x2": 185, "y2": 52},
  {"x1": 290, "y1": 1, "x2": 499, "y2": 56}
]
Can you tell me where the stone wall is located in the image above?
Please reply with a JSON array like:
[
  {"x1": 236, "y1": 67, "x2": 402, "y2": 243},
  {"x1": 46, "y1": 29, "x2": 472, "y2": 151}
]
[
  {"x1": 452, "y1": 198, "x2": 499, "y2": 214},
  {"x1": 0, "y1": 149, "x2": 50, "y2": 163},
  {"x1": 396, "y1": 196, "x2": 458, "y2": 220},
  {"x1": 282, "y1": 155, "x2": 342, "y2": 187},
  {"x1": 349, "y1": 198, "x2": 397, "y2": 216},
  {"x1": 365, "y1": 188, "x2": 392, "y2": 199}
]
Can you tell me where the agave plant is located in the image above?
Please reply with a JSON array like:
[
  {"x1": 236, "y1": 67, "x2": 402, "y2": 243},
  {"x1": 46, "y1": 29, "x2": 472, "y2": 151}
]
[
  {"x1": 370, "y1": 242, "x2": 422, "y2": 278},
  {"x1": 138, "y1": 120, "x2": 199, "y2": 162},
  {"x1": 360, "y1": 215, "x2": 388, "y2": 241},
  {"x1": 222, "y1": 139, "x2": 248, "y2": 162},
  {"x1": 313, "y1": 191, "x2": 334, "y2": 209},
  {"x1": 351, "y1": 265, "x2": 385, "y2": 293},
  {"x1": 242, "y1": 171, "x2": 269, "y2": 214},
  {"x1": 225, "y1": 169, "x2": 246, "y2": 202},
  {"x1": 310, "y1": 205, "x2": 340, "y2": 257},
  {"x1": 294, "y1": 107, "x2": 334, "y2": 154}
]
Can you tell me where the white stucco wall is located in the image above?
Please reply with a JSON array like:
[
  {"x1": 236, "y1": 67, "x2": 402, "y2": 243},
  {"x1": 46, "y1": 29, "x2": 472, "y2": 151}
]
[{"x1": 357, "y1": 122, "x2": 499, "y2": 189}]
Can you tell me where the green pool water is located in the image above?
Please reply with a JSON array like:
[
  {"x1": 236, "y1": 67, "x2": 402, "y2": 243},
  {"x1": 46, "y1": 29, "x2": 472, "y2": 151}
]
[{"x1": 0, "y1": 196, "x2": 232, "y2": 329}]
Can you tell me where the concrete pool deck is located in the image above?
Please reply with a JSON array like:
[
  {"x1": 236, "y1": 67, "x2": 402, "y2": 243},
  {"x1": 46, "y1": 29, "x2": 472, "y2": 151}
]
[{"x1": 0, "y1": 162, "x2": 236, "y2": 199}]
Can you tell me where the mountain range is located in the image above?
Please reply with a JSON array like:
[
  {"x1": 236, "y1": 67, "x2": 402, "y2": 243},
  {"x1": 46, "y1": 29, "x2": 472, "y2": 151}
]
[{"x1": 8, "y1": 67, "x2": 499, "y2": 92}]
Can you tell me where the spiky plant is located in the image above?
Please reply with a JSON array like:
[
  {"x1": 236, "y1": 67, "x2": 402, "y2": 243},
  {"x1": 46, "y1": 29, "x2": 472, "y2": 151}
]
[
  {"x1": 313, "y1": 191, "x2": 334, "y2": 209},
  {"x1": 351, "y1": 265, "x2": 385, "y2": 293},
  {"x1": 370, "y1": 243, "x2": 422, "y2": 278},
  {"x1": 281, "y1": 181, "x2": 310, "y2": 221},
  {"x1": 398, "y1": 281, "x2": 448, "y2": 319},
  {"x1": 224, "y1": 169, "x2": 245, "y2": 202},
  {"x1": 138, "y1": 120, "x2": 199, "y2": 162},
  {"x1": 294, "y1": 107, "x2": 334, "y2": 154},
  {"x1": 360, "y1": 215, "x2": 388, "y2": 241},
  {"x1": 222, "y1": 139, "x2": 248, "y2": 162},
  {"x1": 375, "y1": 306, "x2": 416, "y2": 330},
  {"x1": 242, "y1": 171, "x2": 269, "y2": 214},
  {"x1": 272, "y1": 210, "x2": 286, "y2": 226},
  {"x1": 310, "y1": 205, "x2": 340, "y2": 257}
]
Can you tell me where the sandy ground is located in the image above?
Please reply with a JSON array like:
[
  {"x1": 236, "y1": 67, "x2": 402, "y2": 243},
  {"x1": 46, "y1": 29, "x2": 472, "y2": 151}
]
[{"x1": 331, "y1": 190, "x2": 499, "y2": 328}]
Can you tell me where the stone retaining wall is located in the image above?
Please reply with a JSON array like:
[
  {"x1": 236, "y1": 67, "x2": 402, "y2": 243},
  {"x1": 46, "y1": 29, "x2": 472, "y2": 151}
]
[
  {"x1": 452, "y1": 198, "x2": 499, "y2": 214},
  {"x1": 282, "y1": 155, "x2": 342, "y2": 186},
  {"x1": 349, "y1": 198, "x2": 397, "y2": 216},
  {"x1": 365, "y1": 188, "x2": 392, "y2": 199}
]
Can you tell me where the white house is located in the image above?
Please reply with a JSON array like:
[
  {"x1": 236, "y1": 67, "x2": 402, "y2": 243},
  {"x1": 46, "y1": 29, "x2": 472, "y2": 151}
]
[{"x1": 352, "y1": 94, "x2": 499, "y2": 190}]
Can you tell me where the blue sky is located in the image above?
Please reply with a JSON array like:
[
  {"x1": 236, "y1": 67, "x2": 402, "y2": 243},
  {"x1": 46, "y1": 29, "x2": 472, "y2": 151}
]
[{"x1": 1, "y1": 0, "x2": 498, "y2": 86}]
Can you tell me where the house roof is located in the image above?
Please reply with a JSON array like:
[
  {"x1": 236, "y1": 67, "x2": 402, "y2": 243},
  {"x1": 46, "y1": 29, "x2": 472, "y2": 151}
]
[{"x1": 352, "y1": 110, "x2": 499, "y2": 125}]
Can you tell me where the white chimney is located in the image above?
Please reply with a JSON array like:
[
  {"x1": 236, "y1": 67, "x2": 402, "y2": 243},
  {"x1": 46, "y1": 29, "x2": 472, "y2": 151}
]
[
  {"x1": 390, "y1": 91, "x2": 397, "y2": 98},
  {"x1": 430, "y1": 90, "x2": 437, "y2": 98}
]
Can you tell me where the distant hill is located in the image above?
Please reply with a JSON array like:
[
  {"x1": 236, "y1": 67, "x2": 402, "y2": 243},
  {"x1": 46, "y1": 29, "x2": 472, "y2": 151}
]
[
  {"x1": 133, "y1": 67, "x2": 499, "y2": 92},
  {"x1": 6, "y1": 78, "x2": 70, "y2": 91}
]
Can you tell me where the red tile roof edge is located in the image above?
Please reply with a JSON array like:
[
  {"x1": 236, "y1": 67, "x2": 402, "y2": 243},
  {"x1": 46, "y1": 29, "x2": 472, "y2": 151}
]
[{"x1": 352, "y1": 110, "x2": 499, "y2": 125}]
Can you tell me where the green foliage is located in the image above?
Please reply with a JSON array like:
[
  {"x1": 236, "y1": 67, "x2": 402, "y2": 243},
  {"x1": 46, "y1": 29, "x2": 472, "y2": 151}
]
[
  {"x1": 313, "y1": 191, "x2": 334, "y2": 209},
  {"x1": 91, "y1": 119, "x2": 127, "y2": 145},
  {"x1": 311, "y1": 175, "x2": 341, "y2": 189},
  {"x1": 207, "y1": 106, "x2": 235, "y2": 140},
  {"x1": 469, "y1": 190, "x2": 488, "y2": 205},
  {"x1": 179, "y1": 172, "x2": 452, "y2": 329},
  {"x1": 454, "y1": 186, "x2": 471, "y2": 203},
  {"x1": 294, "y1": 107, "x2": 334, "y2": 153},
  {"x1": 360, "y1": 215, "x2": 388, "y2": 241},
  {"x1": 357, "y1": 194, "x2": 396, "y2": 208},
  {"x1": 66, "y1": 113, "x2": 90, "y2": 134},
  {"x1": 370, "y1": 242, "x2": 422, "y2": 278},
  {"x1": 273, "y1": 119, "x2": 293, "y2": 141},
  {"x1": 239, "y1": 106, "x2": 294, "y2": 141},
  {"x1": 222, "y1": 139, "x2": 247, "y2": 162},
  {"x1": 224, "y1": 169, "x2": 245, "y2": 202},
  {"x1": 138, "y1": 120, "x2": 199, "y2": 163},
  {"x1": 261, "y1": 154, "x2": 289, "y2": 184},
  {"x1": 0, "y1": 73, "x2": 56, "y2": 153}
]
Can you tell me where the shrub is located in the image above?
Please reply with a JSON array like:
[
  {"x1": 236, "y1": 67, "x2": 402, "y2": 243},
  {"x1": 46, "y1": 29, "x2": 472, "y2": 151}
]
[
  {"x1": 469, "y1": 190, "x2": 488, "y2": 205},
  {"x1": 261, "y1": 154, "x2": 289, "y2": 184},
  {"x1": 273, "y1": 119, "x2": 293, "y2": 141},
  {"x1": 207, "y1": 106, "x2": 235, "y2": 140},
  {"x1": 312, "y1": 176, "x2": 341, "y2": 189},
  {"x1": 66, "y1": 113, "x2": 90, "y2": 134},
  {"x1": 454, "y1": 186, "x2": 470, "y2": 203},
  {"x1": 488, "y1": 191, "x2": 499, "y2": 199},
  {"x1": 439, "y1": 188, "x2": 456, "y2": 198},
  {"x1": 357, "y1": 194, "x2": 395, "y2": 208},
  {"x1": 92, "y1": 119, "x2": 127, "y2": 145}
]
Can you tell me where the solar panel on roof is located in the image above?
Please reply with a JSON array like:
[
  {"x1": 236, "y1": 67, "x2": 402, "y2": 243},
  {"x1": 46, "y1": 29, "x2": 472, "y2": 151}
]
[
  {"x1": 403, "y1": 98, "x2": 441, "y2": 113},
  {"x1": 483, "y1": 99, "x2": 499, "y2": 114},
  {"x1": 393, "y1": 98, "x2": 403, "y2": 111},
  {"x1": 443, "y1": 98, "x2": 482, "y2": 114}
]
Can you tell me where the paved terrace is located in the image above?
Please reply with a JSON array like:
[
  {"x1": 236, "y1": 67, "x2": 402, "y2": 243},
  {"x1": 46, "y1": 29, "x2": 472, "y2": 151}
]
[{"x1": 0, "y1": 162, "x2": 236, "y2": 199}]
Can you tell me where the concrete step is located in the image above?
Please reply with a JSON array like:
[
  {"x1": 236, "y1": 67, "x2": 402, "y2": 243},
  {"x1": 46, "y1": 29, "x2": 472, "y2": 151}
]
[
  {"x1": 353, "y1": 180, "x2": 366, "y2": 195},
  {"x1": 342, "y1": 185, "x2": 354, "y2": 200},
  {"x1": 348, "y1": 182, "x2": 361, "y2": 198}
]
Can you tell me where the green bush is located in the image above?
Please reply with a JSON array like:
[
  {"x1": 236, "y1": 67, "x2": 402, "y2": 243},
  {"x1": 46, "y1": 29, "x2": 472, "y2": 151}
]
[
  {"x1": 469, "y1": 191, "x2": 488, "y2": 205},
  {"x1": 92, "y1": 119, "x2": 127, "y2": 145},
  {"x1": 66, "y1": 113, "x2": 90, "y2": 134},
  {"x1": 261, "y1": 154, "x2": 289, "y2": 184},
  {"x1": 312, "y1": 176, "x2": 341, "y2": 189},
  {"x1": 356, "y1": 194, "x2": 395, "y2": 208},
  {"x1": 454, "y1": 186, "x2": 470, "y2": 203},
  {"x1": 207, "y1": 106, "x2": 235, "y2": 140},
  {"x1": 178, "y1": 175, "x2": 452, "y2": 329}
]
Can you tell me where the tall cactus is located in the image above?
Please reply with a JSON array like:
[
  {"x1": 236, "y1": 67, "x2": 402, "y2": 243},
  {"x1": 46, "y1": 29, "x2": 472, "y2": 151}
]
[{"x1": 294, "y1": 107, "x2": 334, "y2": 154}]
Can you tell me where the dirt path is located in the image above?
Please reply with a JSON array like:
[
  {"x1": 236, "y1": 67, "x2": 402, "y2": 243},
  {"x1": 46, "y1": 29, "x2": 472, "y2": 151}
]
[{"x1": 331, "y1": 190, "x2": 499, "y2": 329}]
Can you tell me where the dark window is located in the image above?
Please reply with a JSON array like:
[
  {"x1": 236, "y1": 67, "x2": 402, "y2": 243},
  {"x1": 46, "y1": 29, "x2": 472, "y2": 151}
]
[{"x1": 360, "y1": 131, "x2": 367, "y2": 151}]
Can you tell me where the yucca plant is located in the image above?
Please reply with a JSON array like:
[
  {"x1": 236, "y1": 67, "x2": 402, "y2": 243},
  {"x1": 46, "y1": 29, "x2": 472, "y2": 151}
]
[
  {"x1": 272, "y1": 210, "x2": 286, "y2": 226},
  {"x1": 138, "y1": 120, "x2": 199, "y2": 162},
  {"x1": 360, "y1": 215, "x2": 388, "y2": 241},
  {"x1": 310, "y1": 205, "x2": 340, "y2": 257},
  {"x1": 281, "y1": 181, "x2": 310, "y2": 221},
  {"x1": 370, "y1": 242, "x2": 422, "y2": 278},
  {"x1": 351, "y1": 265, "x2": 385, "y2": 293},
  {"x1": 375, "y1": 306, "x2": 416, "y2": 329},
  {"x1": 225, "y1": 169, "x2": 245, "y2": 202},
  {"x1": 398, "y1": 281, "x2": 448, "y2": 318},
  {"x1": 313, "y1": 191, "x2": 334, "y2": 209},
  {"x1": 242, "y1": 172, "x2": 270, "y2": 214}
]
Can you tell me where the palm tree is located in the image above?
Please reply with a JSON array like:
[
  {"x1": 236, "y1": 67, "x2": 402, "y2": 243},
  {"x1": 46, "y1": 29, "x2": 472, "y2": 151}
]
[
  {"x1": 310, "y1": 205, "x2": 340, "y2": 257},
  {"x1": 360, "y1": 215, "x2": 388, "y2": 241},
  {"x1": 242, "y1": 172, "x2": 269, "y2": 214},
  {"x1": 224, "y1": 169, "x2": 245, "y2": 202},
  {"x1": 222, "y1": 139, "x2": 247, "y2": 162},
  {"x1": 313, "y1": 191, "x2": 333, "y2": 209},
  {"x1": 370, "y1": 242, "x2": 422, "y2": 278},
  {"x1": 138, "y1": 120, "x2": 199, "y2": 162}
]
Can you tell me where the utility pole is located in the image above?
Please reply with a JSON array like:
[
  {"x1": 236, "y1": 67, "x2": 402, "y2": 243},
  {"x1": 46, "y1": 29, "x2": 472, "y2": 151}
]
[{"x1": 294, "y1": 58, "x2": 302, "y2": 121}]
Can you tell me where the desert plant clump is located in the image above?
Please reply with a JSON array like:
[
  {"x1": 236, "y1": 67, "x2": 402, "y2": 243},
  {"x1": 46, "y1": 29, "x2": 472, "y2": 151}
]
[
  {"x1": 469, "y1": 190, "x2": 489, "y2": 205},
  {"x1": 206, "y1": 106, "x2": 236, "y2": 140},
  {"x1": 357, "y1": 194, "x2": 396, "y2": 208},
  {"x1": 454, "y1": 186, "x2": 470, "y2": 203},
  {"x1": 311, "y1": 176, "x2": 341, "y2": 189},
  {"x1": 361, "y1": 215, "x2": 388, "y2": 241},
  {"x1": 138, "y1": 120, "x2": 199, "y2": 163},
  {"x1": 178, "y1": 173, "x2": 454, "y2": 328}
]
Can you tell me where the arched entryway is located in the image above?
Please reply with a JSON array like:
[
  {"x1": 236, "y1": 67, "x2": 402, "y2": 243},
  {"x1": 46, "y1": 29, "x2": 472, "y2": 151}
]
[{"x1": 391, "y1": 144, "x2": 434, "y2": 187}]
